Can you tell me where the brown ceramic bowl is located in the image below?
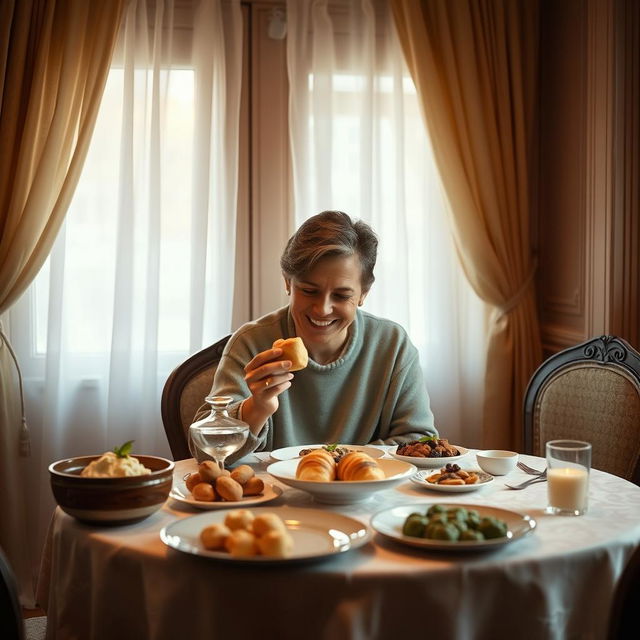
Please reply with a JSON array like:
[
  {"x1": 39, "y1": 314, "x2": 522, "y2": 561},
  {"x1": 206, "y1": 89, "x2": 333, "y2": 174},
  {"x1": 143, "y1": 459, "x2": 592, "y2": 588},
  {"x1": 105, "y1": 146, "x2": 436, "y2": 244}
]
[{"x1": 49, "y1": 455, "x2": 174, "y2": 525}]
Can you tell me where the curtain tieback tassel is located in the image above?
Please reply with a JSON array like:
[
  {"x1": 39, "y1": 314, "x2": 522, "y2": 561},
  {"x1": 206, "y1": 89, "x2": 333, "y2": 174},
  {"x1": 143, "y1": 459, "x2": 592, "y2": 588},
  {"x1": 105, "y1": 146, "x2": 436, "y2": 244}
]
[
  {"x1": 19, "y1": 417, "x2": 31, "y2": 457},
  {"x1": 0, "y1": 324, "x2": 30, "y2": 458}
]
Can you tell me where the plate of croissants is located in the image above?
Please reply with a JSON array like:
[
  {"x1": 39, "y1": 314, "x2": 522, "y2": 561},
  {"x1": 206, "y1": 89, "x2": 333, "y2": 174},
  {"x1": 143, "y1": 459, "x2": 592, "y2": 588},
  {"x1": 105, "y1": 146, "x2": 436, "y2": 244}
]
[{"x1": 266, "y1": 449, "x2": 416, "y2": 504}]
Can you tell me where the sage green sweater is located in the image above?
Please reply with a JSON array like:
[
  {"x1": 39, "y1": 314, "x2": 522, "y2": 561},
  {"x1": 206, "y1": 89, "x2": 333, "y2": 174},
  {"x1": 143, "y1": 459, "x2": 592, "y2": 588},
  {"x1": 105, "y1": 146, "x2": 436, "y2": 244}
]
[{"x1": 210, "y1": 306, "x2": 437, "y2": 461}]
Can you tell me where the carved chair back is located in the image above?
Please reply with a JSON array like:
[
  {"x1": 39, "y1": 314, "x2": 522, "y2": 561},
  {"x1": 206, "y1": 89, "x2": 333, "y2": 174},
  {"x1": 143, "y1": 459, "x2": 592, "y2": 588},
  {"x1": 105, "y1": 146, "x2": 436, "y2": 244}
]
[
  {"x1": 523, "y1": 335, "x2": 640, "y2": 484},
  {"x1": 161, "y1": 335, "x2": 231, "y2": 460}
]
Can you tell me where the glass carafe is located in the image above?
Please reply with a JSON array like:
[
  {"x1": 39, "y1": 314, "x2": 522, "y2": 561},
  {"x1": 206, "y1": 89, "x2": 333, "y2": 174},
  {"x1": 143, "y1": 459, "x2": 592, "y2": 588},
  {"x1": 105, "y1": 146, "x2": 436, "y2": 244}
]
[{"x1": 188, "y1": 396, "x2": 249, "y2": 469}]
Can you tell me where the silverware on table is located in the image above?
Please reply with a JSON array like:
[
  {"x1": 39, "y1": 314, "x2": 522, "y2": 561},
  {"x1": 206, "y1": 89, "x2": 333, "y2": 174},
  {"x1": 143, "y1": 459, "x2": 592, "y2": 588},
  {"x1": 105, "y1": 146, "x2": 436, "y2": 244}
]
[
  {"x1": 505, "y1": 469, "x2": 548, "y2": 490},
  {"x1": 517, "y1": 461, "x2": 547, "y2": 476}
]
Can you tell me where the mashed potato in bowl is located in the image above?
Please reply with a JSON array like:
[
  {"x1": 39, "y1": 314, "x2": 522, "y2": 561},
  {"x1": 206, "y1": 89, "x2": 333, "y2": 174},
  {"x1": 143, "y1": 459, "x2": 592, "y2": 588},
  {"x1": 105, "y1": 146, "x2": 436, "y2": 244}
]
[{"x1": 80, "y1": 451, "x2": 152, "y2": 478}]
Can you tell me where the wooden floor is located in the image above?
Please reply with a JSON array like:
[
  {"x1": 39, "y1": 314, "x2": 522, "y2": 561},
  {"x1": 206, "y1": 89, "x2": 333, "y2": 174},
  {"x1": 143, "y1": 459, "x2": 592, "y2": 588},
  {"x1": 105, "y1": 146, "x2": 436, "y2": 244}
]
[{"x1": 23, "y1": 607, "x2": 46, "y2": 618}]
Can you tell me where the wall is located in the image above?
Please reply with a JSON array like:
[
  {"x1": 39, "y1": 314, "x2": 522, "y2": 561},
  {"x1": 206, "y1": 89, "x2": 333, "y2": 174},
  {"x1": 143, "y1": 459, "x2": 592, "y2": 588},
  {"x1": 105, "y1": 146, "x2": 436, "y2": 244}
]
[{"x1": 537, "y1": 0, "x2": 639, "y2": 357}]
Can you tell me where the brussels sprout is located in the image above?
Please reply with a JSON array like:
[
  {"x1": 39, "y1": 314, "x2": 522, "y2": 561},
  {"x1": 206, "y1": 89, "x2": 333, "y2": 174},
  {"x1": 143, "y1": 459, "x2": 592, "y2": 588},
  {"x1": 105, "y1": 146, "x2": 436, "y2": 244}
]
[
  {"x1": 447, "y1": 507, "x2": 468, "y2": 523},
  {"x1": 477, "y1": 517, "x2": 508, "y2": 539},
  {"x1": 403, "y1": 515, "x2": 428, "y2": 538},
  {"x1": 428, "y1": 522, "x2": 461, "y2": 541},
  {"x1": 466, "y1": 512, "x2": 481, "y2": 529},
  {"x1": 424, "y1": 521, "x2": 443, "y2": 538},
  {"x1": 427, "y1": 504, "x2": 447, "y2": 517},
  {"x1": 461, "y1": 529, "x2": 485, "y2": 541},
  {"x1": 428, "y1": 512, "x2": 448, "y2": 526},
  {"x1": 451, "y1": 519, "x2": 469, "y2": 533}
]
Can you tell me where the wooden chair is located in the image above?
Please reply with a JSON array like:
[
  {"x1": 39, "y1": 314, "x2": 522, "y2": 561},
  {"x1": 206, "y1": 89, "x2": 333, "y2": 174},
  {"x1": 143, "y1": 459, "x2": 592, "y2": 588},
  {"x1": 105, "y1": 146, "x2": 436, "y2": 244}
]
[
  {"x1": 523, "y1": 335, "x2": 640, "y2": 485},
  {"x1": 161, "y1": 335, "x2": 231, "y2": 460}
]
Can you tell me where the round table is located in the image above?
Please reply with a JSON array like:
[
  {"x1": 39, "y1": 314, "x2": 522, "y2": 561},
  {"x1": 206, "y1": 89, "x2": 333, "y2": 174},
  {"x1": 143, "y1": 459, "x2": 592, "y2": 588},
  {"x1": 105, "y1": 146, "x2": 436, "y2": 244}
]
[{"x1": 37, "y1": 450, "x2": 640, "y2": 640}]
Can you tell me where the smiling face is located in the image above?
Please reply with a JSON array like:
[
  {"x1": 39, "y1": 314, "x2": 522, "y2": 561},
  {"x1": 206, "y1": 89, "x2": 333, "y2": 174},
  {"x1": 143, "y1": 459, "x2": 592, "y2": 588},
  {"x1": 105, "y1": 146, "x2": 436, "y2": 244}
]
[{"x1": 285, "y1": 254, "x2": 367, "y2": 364}]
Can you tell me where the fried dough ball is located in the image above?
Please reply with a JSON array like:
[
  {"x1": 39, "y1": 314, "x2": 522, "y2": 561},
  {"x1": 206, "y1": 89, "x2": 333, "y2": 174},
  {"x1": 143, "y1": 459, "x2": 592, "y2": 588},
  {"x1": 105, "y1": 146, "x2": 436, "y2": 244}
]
[
  {"x1": 191, "y1": 482, "x2": 216, "y2": 502},
  {"x1": 256, "y1": 530, "x2": 294, "y2": 558},
  {"x1": 185, "y1": 472, "x2": 202, "y2": 492},
  {"x1": 252, "y1": 513, "x2": 286, "y2": 537},
  {"x1": 199, "y1": 460, "x2": 226, "y2": 482},
  {"x1": 230, "y1": 465, "x2": 254, "y2": 486},
  {"x1": 225, "y1": 529, "x2": 259, "y2": 557},
  {"x1": 242, "y1": 476, "x2": 265, "y2": 496},
  {"x1": 200, "y1": 523, "x2": 231, "y2": 550},
  {"x1": 216, "y1": 476, "x2": 243, "y2": 501},
  {"x1": 224, "y1": 509, "x2": 255, "y2": 531}
]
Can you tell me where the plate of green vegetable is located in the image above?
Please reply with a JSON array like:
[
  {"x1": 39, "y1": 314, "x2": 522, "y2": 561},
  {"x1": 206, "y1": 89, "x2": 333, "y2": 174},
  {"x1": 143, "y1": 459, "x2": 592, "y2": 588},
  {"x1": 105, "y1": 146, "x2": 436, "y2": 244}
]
[{"x1": 370, "y1": 503, "x2": 536, "y2": 551}]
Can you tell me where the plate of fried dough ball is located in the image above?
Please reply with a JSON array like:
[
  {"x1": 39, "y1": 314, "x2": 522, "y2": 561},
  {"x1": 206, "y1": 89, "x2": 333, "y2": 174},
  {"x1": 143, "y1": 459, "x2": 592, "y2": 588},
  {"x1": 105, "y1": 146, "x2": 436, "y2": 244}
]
[
  {"x1": 160, "y1": 506, "x2": 371, "y2": 564},
  {"x1": 170, "y1": 461, "x2": 282, "y2": 510}
]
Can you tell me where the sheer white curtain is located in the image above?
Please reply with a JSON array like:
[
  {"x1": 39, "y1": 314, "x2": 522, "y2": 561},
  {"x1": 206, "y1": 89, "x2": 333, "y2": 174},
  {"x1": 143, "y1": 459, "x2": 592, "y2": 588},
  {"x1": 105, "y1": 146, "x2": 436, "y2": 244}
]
[
  {"x1": 286, "y1": 0, "x2": 487, "y2": 445},
  {"x1": 8, "y1": 0, "x2": 242, "y2": 588}
]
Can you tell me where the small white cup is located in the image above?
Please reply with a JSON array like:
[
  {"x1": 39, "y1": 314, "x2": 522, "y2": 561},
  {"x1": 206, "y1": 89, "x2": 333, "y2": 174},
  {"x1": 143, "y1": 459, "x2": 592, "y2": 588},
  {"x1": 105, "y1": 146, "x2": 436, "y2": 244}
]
[{"x1": 476, "y1": 450, "x2": 519, "y2": 475}]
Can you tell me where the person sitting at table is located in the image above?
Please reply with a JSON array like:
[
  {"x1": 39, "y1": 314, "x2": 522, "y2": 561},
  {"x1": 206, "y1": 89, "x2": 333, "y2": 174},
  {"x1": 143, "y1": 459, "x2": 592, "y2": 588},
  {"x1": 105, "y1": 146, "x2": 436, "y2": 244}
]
[{"x1": 207, "y1": 210, "x2": 438, "y2": 461}]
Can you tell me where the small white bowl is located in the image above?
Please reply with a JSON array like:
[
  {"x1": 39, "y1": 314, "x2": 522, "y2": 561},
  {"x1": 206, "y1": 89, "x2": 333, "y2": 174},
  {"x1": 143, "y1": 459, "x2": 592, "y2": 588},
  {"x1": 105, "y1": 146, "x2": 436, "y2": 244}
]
[{"x1": 475, "y1": 450, "x2": 518, "y2": 476}]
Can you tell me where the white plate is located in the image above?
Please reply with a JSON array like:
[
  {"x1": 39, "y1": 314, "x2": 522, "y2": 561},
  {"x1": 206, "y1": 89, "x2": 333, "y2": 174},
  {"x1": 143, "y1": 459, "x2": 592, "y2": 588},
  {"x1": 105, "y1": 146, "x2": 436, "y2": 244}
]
[
  {"x1": 389, "y1": 445, "x2": 470, "y2": 468},
  {"x1": 410, "y1": 469, "x2": 494, "y2": 493},
  {"x1": 270, "y1": 444, "x2": 385, "y2": 461},
  {"x1": 170, "y1": 476, "x2": 282, "y2": 510},
  {"x1": 160, "y1": 506, "x2": 370, "y2": 564},
  {"x1": 266, "y1": 458, "x2": 416, "y2": 504},
  {"x1": 371, "y1": 503, "x2": 536, "y2": 552}
]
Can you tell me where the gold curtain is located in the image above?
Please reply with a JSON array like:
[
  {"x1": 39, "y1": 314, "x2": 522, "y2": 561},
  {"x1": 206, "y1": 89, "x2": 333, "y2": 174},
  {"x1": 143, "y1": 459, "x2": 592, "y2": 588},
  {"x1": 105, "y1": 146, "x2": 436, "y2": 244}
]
[
  {"x1": 390, "y1": 0, "x2": 542, "y2": 451},
  {"x1": 0, "y1": 0, "x2": 125, "y2": 603}
]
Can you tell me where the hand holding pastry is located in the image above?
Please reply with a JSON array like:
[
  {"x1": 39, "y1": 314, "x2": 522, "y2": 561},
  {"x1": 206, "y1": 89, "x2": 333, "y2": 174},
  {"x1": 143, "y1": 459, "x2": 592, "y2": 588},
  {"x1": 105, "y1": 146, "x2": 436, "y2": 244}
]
[{"x1": 241, "y1": 337, "x2": 307, "y2": 432}]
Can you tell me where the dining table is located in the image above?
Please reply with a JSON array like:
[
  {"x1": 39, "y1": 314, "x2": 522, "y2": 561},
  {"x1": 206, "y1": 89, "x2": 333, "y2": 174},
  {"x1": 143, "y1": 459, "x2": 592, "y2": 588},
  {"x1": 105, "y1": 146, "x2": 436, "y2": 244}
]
[{"x1": 37, "y1": 447, "x2": 640, "y2": 640}]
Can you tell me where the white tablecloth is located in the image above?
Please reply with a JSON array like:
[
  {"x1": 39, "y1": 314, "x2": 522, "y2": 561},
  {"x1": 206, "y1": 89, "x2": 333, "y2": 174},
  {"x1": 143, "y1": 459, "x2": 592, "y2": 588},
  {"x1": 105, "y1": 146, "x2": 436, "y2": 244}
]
[{"x1": 38, "y1": 450, "x2": 640, "y2": 640}]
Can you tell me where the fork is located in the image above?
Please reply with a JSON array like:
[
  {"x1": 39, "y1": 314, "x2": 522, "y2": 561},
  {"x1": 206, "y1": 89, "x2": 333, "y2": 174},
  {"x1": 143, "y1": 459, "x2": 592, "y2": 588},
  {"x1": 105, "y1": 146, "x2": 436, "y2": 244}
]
[
  {"x1": 505, "y1": 469, "x2": 548, "y2": 490},
  {"x1": 517, "y1": 460, "x2": 546, "y2": 475}
]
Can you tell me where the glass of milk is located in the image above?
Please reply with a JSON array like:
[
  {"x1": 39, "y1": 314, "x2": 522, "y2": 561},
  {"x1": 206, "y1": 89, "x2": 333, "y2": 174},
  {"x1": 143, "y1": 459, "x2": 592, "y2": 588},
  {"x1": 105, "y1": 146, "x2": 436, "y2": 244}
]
[{"x1": 546, "y1": 440, "x2": 592, "y2": 516}]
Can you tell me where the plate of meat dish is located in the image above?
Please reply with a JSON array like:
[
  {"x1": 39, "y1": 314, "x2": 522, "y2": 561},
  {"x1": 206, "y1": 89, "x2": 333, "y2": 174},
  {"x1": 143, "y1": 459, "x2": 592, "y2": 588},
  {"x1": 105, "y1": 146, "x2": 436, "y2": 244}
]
[{"x1": 389, "y1": 437, "x2": 469, "y2": 468}]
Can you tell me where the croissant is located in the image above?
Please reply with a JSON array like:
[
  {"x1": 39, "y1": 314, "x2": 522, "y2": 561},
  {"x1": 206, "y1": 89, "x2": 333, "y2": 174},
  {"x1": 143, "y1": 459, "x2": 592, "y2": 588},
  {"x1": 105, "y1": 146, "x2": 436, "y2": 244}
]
[
  {"x1": 336, "y1": 451, "x2": 385, "y2": 481},
  {"x1": 295, "y1": 449, "x2": 336, "y2": 482}
]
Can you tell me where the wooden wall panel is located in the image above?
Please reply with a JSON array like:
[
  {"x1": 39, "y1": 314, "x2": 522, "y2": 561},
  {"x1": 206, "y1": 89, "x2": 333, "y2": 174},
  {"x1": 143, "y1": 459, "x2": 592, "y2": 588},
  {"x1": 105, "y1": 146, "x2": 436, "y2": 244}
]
[
  {"x1": 538, "y1": 0, "x2": 588, "y2": 355},
  {"x1": 611, "y1": 0, "x2": 640, "y2": 348},
  {"x1": 537, "y1": 0, "x2": 639, "y2": 357}
]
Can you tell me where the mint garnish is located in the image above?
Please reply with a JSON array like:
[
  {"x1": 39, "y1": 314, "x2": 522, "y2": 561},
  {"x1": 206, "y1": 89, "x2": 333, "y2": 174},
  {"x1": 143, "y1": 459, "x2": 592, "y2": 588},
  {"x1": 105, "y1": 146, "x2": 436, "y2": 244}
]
[{"x1": 113, "y1": 440, "x2": 134, "y2": 458}]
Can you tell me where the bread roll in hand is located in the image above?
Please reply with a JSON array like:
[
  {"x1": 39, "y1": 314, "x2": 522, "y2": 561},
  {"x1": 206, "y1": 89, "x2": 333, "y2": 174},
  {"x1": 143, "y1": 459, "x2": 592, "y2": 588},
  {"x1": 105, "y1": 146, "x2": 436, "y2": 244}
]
[
  {"x1": 272, "y1": 337, "x2": 308, "y2": 371},
  {"x1": 295, "y1": 448, "x2": 336, "y2": 482},
  {"x1": 336, "y1": 451, "x2": 385, "y2": 481}
]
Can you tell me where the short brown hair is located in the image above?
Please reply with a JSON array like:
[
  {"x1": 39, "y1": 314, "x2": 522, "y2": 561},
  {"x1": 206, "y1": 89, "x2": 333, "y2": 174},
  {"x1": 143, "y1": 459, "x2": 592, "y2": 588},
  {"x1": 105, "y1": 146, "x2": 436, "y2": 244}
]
[{"x1": 280, "y1": 211, "x2": 378, "y2": 292}]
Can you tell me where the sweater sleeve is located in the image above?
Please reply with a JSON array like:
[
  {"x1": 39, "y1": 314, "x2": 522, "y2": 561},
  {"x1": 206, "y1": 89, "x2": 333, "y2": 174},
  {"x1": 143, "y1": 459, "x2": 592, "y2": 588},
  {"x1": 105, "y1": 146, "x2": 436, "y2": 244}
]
[{"x1": 372, "y1": 343, "x2": 438, "y2": 445}]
